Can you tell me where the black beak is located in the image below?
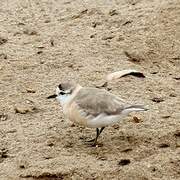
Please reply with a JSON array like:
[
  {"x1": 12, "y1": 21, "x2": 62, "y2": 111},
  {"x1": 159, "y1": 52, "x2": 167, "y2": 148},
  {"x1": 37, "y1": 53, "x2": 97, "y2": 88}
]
[{"x1": 47, "y1": 94, "x2": 57, "y2": 99}]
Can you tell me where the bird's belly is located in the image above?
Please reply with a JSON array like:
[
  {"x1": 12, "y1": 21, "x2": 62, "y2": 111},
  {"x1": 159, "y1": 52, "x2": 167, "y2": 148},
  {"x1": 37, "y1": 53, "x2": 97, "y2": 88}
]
[
  {"x1": 65, "y1": 102, "x2": 88, "y2": 126},
  {"x1": 63, "y1": 103, "x2": 126, "y2": 128},
  {"x1": 86, "y1": 114, "x2": 125, "y2": 128}
]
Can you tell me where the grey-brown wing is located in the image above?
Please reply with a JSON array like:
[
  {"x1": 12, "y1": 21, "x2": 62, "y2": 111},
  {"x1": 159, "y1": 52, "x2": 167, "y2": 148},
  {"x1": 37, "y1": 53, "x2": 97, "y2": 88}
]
[{"x1": 74, "y1": 88, "x2": 127, "y2": 116}]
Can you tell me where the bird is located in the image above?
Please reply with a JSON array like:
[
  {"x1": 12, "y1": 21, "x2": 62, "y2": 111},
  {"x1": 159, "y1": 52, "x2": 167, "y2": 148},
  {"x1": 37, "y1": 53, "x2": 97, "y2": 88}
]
[{"x1": 47, "y1": 81, "x2": 148, "y2": 146}]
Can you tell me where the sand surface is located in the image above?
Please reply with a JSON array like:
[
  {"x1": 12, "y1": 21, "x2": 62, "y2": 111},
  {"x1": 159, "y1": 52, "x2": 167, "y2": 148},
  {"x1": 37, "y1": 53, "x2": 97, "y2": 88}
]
[{"x1": 0, "y1": 0, "x2": 180, "y2": 179}]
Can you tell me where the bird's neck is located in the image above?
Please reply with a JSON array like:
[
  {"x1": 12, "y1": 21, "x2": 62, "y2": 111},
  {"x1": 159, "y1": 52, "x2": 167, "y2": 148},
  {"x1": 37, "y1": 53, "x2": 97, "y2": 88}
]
[{"x1": 58, "y1": 84, "x2": 82, "y2": 108}]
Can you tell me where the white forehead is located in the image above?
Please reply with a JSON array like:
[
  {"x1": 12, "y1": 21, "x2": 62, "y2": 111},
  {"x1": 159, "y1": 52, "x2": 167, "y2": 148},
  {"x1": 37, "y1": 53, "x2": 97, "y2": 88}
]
[{"x1": 56, "y1": 87, "x2": 60, "y2": 95}]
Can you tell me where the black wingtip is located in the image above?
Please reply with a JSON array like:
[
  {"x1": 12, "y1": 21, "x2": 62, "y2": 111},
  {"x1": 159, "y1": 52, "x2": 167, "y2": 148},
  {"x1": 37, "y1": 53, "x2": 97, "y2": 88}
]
[{"x1": 47, "y1": 94, "x2": 57, "y2": 99}]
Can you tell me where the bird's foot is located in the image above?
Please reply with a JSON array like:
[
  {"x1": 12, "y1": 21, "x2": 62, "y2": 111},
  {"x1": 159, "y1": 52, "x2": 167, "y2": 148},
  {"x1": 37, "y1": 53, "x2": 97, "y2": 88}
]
[
  {"x1": 84, "y1": 139, "x2": 103, "y2": 147},
  {"x1": 85, "y1": 138, "x2": 96, "y2": 143}
]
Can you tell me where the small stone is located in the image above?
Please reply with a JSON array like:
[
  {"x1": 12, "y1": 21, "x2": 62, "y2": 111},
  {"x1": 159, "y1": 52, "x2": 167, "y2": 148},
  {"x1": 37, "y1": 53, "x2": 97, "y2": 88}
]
[
  {"x1": 44, "y1": 19, "x2": 51, "y2": 23},
  {"x1": 91, "y1": 22, "x2": 97, "y2": 28},
  {"x1": 173, "y1": 77, "x2": 180, "y2": 80},
  {"x1": 26, "y1": 88, "x2": 36, "y2": 93},
  {"x1": 40, "y1": 60, "x2": 45, "y2": 64},
  {"x1": 0, "y1": 113, "x2": 8, "y2": 121},
  {"x1": 116, "y1": 35, "x2": 124, "y2": 41},
  {"x1": 122, "y1": 20, "x2": 132, "y2": 26},
  {"x1": 109, "y1": 9, "x2": 118, "y2": 16},
  {"x1": 23, "y1": 29, "x2": 37, "y2": 35},
  {"x1": 70, "y1": 123, "x2": 76, "y2": 127},
  {"x1": 0, "y1": 148, "x2": 8, "y2": 159},
  {"x1": 63, "y1": 61, "x2": 74, "y2": 68},
  {"x1": 121, "y1": 148, "x2": 133, "y2": 153},
  {"x1": 90, "y1": 34, "x2": 96, "y2": 38},
  {"x1": 118, "y1": 159, "x2": 131, "y2": 166},
  {"x1": 176, "y1": 144, "x2": 180, "y2": 148},
  {"x1": 36, "y1": 46, "x2": 45, "y2": 49},
  {"x1": 14, "y1": 104, "x2": 37, "y2": 114},
  {"x1": 64, "y1": 141, "x2": 73, "y2": 148},
  {"x1": 158, "y1": 143, "x2": 170, "y2": 148},
  {"x1": 72, "y1": 9, "x2": 88, "y2": 19},
  {"x1": 6, "y1": 129, "x2": 17, "y2": 133},
  {"x1": 169, "y1": 93, "x2": 177, "y2": 97},
  {"x1": 47, "y1": 142, "x2": 54, "y2": 147},
  {"x1": 46, "y1": 139, "x2": 55, "y2": 147},
  {"x1": 151, "y1": 97, "x2": 164, "y2": 103},
  {"x1": 162, "y1": 115, "x2": 171, "y2": 119},
  {"x1": 0, "y1": 53, "x2": 7, "y2": 59},
  {"x1": 174, "y1": 131, "x2": 180, "y2": 137},
  {"x1": 0, "y1": 37, "x2": 8, "y2": 45},
  {"x1": 19, "y1": 165, "x2": 25, "y2": 169},
  {"x1": 18, "y1": 160, "x2": 29, "y2": 169},
  {"x1": 44, "y1": 156, "x2": 53, "y2": 159},
  {"x1": 37, "y1": 51, "x2": 43, "y2": 54},
  {"x1": 151, "y1": 167, "x2": 157, "y2": 172},
  {"x1": 150, "y1": 68, "x2": 159, "y2": 74},
  {"x1": 112, "y1": 124, "x2": 119, "y2": 129},
  {"x1": 98, "y1": 156, "x2": 107, "y2": 161},
  {"x1": 50, "y1": 39, "x2": 54, "y2": 46},
  {"x1": 124, "y1": 51, "x2": 144, "y2": 63},
  {"x1": 14, "y1": 106, "x2": 29, "y2": 114},
  {"x1": 18, "y1": 22, "x2": 25, "y2": 26},
  {"x1": 132, "y1": 116, "x2": 142, "y2": 123},
  {"x1": 102, "y1": 35, "x2": 115, "y2": 40}
]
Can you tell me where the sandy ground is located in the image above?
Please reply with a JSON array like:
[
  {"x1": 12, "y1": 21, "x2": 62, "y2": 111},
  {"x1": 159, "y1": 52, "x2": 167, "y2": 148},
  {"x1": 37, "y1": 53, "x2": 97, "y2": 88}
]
[{"x1": 0, "y1": 0, "x2": 180, "y2": 179}]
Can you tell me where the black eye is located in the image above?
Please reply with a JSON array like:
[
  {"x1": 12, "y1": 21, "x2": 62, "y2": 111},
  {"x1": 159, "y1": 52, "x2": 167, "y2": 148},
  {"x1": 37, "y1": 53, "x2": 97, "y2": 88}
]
[{"x1": 60, "y1": 91, "x2": 65, "y2": 95}]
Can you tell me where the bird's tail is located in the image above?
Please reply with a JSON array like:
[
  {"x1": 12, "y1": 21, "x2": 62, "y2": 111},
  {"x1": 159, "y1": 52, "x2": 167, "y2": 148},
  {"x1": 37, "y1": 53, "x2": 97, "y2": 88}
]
[{"x1": 122, "y1": 105, "x2": 148, "y2": 115}]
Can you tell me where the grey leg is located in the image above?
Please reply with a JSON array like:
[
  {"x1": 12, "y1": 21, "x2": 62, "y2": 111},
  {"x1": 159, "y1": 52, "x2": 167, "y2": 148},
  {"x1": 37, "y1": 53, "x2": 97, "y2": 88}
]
[
  {"x1": 92, "y1": 127, "x2": 105, "y2": 146},
  {"x1": 86, "y1": 128, "x2": 99, "y2": 142},
  {"x1": 86, "y1": 127, "x2": 105, "y2": 143},
  {"x1": 86, "y1": 127, "x2": 105, "y2": 146}
]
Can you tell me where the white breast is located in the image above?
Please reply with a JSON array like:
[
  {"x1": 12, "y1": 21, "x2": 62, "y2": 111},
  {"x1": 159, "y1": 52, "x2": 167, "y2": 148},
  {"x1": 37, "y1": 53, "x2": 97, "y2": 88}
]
[{"x1": 56, "y1": 94, "x2": 71, "y2": 107}]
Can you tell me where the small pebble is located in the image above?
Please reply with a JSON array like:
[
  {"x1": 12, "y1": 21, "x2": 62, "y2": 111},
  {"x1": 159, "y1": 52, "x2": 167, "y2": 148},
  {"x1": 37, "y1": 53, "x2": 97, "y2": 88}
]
[
  {"x1": 44, "y1": 19, "x2": 51, "y2": 23},
  {"x1": 0, "y1": 37, "x2": 8, "y2": 45},
  {"x1": 112, "y1": 124, "x2": 119, "y2": 129},
  {"x1": 19, "y1": 165, "x2": 25, "y2": 169},
  {"x1": 109, "y1": 9, "x2": 118, "y2": 16},
  {"x1": 98, "y1": 156, "x2": 107, "y2": 161},
  {"x1": 174, "y1": 131, "x2": 180, "y2": 137},
  {"x1": 102, "y1": 35, "x2": 115, "y2": 40},
  {"x1": 118, "y1": 159, "x2": 131, "y2": 166},
  {"x1": 122, "y1": 20, "x2": 132, "y2": 26},
  {"x1": 0, "y1": 113, "x2": 8, "y2": 121},
  {"x1": 162, "y1": 115, "x2": 171, "y2": 119},
  {"x1": 169, "y1": 93, "x2": 176, "y2": 97},
  {"x1": 26, "y1": 88, "x2": 36, "y2": 93},
  {"x1": 0, "y1": 148, "x2": 8, "y2": 158},
  {"x1": 23, "y1": 29, "x2": 37, "y2": 35},
  {"x1": 158, "y1": 143, "x2": 170, "y2": 148},
  {"x1": 124, "y1": 51, "x2": 143, "y2": 63},
  {"x1": 173, "y1": 77, "x2": 180, "y2": 80},
  {"x1": 151, "y1": 97, "x2": 164, "y2": 103},
  {"x1": 37, "y1": 51, "x2": 43, "y2": 54},
  {"x1": 132, "y1": 116, "x2": 142, "y2": 123},
  {"x1": 121, "y1": 148, "x2": 133, "y2": 153},
  {"x1": 14, "y1": 105, "x2": 37, "y2": 114},
  {"x1": 50, "y1": 39, "x2": 54, "y2": 46}
]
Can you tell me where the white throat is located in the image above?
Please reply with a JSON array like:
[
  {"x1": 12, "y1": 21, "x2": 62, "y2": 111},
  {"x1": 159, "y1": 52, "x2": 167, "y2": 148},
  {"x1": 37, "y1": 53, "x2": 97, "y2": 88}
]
[{"x1": 56, "y1": 84, "x2": 82, "y2": 107}]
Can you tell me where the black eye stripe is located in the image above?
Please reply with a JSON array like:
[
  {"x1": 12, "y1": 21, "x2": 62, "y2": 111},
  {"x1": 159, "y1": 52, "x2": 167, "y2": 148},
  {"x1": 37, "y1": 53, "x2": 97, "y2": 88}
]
[
  {"x1": 60, "y1": 91, "x2": 65, "y2": 95},
  {"x1": 59, "y1": 90, "x2": 72, "y2": 95}
]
